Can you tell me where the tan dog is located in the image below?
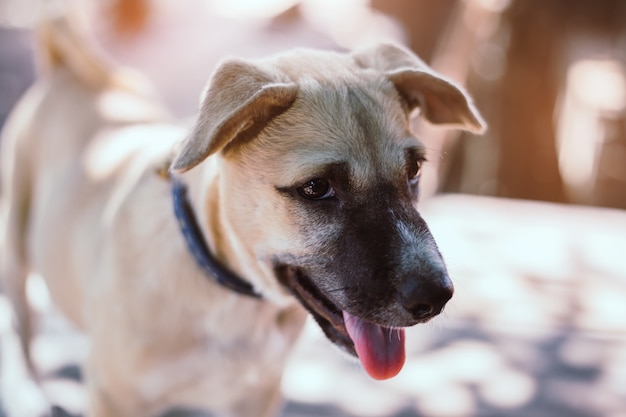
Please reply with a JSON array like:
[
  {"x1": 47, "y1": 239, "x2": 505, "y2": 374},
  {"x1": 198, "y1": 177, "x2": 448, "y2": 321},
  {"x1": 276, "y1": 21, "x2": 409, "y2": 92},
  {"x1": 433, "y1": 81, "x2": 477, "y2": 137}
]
[{"x1": 0, "y1": 17, "x2": 485, "y2": 417}]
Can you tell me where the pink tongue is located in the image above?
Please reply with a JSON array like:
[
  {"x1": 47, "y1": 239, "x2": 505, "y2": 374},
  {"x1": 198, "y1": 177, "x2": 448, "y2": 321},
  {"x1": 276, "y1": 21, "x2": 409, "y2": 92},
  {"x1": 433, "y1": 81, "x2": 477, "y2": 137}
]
[{"x1": 343, "y1": 311, "x2": 406, "y2": 380}]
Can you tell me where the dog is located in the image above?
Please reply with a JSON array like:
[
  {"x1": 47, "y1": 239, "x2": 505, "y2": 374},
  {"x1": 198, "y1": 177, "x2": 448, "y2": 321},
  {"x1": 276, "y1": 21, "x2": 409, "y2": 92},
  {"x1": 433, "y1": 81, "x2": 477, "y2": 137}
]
[{"x1": 0, "y1": 16, "x2": 485, "y2": 417}]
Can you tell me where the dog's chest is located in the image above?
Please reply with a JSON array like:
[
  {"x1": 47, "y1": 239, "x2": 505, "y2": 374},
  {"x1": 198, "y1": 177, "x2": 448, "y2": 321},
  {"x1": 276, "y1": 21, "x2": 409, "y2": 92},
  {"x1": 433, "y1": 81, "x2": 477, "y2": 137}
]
[{"x1": 136, "y1": 300, "x2": 307, "y2": 410}]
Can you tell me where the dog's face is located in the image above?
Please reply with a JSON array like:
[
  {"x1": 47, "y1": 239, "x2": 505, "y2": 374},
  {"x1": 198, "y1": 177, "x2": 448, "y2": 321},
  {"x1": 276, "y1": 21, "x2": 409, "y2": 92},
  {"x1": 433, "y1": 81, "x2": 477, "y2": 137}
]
[{"x1": 172, "y1": 43, "x2": 485, "y2": 380}]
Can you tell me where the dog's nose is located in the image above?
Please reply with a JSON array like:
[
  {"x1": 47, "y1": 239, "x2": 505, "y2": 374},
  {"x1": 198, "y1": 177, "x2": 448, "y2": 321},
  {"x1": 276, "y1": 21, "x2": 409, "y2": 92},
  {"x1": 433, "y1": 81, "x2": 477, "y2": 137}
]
[{"x1": 396, "y1": 274, "x2": 454, "y2": 320}]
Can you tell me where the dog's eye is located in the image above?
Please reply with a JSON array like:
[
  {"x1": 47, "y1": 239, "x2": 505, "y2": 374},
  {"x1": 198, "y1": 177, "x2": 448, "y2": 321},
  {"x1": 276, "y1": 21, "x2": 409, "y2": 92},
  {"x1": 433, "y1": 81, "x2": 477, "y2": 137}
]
[
  {"x1": 407, "y1": 160, "x2": 423, "y2": 184},
  {"x1": 298, "y1": 178, "x2": 335, "y2": 200}
]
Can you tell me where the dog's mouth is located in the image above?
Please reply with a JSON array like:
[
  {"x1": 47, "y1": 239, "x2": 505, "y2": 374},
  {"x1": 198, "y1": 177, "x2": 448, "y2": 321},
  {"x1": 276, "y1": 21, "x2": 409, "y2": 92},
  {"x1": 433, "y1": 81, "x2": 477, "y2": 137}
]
[{"x1": 276, "y1": 265, "x2": 406, "y2": 380}]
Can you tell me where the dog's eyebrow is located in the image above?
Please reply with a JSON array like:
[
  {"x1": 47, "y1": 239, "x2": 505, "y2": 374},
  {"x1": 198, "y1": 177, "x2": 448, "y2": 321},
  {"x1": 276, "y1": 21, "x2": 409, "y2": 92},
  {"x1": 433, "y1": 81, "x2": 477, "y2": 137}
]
[{"x1": 404, "y1": 145, "x2": 427, "y2": 162}]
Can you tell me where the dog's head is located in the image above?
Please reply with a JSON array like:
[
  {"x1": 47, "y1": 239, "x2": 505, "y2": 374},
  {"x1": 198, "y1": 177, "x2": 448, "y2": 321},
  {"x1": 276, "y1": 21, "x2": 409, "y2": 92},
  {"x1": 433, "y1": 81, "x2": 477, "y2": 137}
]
[{"x1": 171, "y1": 43, "x2": 485, "y2": 380}]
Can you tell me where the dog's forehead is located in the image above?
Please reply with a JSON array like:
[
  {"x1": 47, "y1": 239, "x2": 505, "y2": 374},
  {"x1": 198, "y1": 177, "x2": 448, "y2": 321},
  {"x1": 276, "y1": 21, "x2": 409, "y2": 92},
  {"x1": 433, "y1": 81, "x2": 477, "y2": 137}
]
[{"x1": 254, "y1": 75, "x2": 422, "y2": 188}]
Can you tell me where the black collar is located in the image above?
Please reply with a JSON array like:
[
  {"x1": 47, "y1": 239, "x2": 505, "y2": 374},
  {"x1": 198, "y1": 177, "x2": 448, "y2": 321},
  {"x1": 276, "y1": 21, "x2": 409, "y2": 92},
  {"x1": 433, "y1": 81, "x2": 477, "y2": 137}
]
[{"x1": 171, "y1": 178, "x2": 262, "y2": 299}]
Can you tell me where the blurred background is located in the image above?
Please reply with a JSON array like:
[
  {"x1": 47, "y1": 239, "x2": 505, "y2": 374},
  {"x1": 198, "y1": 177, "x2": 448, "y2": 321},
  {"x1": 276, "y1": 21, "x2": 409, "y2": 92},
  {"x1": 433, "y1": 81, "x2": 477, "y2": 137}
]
[{"x1": 0, "y1": 0, "x2": 625, "y2": 416}]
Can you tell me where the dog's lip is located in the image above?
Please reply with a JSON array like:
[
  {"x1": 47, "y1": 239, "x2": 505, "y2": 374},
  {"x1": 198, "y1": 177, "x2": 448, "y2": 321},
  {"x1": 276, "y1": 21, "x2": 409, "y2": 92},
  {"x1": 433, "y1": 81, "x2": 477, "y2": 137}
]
[
  {"x1": 277, "y1": 265, "x2": 430, "y2": 379},
  {"x1": 276, "y1": 265, "x2": 356, "y2": 356}
]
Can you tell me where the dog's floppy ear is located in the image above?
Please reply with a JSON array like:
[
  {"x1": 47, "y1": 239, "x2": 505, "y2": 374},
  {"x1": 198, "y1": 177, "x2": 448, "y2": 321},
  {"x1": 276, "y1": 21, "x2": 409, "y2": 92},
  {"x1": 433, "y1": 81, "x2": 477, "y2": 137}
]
[
  {"x1": 171, "y1": 59, "x2": 298, "y2": 173},
  {"x1": 353, "y1": 43, "x2": 486, "y2": 133}
]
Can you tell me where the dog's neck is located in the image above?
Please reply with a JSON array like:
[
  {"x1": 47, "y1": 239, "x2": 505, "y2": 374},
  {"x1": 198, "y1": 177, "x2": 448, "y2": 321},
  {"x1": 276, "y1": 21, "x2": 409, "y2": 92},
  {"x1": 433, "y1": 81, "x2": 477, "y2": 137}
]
[{"x1": 171, "y1": 177, "x2": 262, "y2": 299}]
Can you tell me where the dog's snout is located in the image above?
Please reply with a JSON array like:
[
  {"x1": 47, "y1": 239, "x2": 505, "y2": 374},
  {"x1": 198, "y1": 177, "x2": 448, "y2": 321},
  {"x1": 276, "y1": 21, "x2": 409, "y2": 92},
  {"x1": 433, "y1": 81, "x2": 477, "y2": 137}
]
[{"x1": 396, "y1": 274, "x2": 454, "y2": 320}]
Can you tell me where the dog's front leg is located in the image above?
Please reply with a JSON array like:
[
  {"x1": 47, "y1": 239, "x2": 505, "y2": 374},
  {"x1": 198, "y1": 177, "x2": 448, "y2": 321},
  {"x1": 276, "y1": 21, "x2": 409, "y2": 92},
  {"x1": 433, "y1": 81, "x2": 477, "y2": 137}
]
[
  {"x1": 87, "y1": 385, "x2": 125, "y2": 417},
  {"x1": 230, "y1": 376, "x2": 283, "y2": 417},
  {"x1": 84, "y1": 350, "x2": 147, "y2": 417}
]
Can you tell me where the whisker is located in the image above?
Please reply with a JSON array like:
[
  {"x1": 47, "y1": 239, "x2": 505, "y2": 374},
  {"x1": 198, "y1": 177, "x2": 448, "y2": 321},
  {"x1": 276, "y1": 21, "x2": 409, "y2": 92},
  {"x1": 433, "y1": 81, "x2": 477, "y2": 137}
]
[{"x1": 387, "y1": 328, "x2": 400, "y2": 343}]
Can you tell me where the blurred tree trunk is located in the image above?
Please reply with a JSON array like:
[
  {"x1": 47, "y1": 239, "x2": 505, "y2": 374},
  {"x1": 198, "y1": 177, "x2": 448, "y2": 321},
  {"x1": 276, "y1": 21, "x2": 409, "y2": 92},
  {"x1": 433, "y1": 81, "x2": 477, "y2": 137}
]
[
  {"x1": 441, "y1": 0, "x2": 626, "y2": 205},
  {"x1": 494, "y1": 1, "x2": 567, "y2": 202}
]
